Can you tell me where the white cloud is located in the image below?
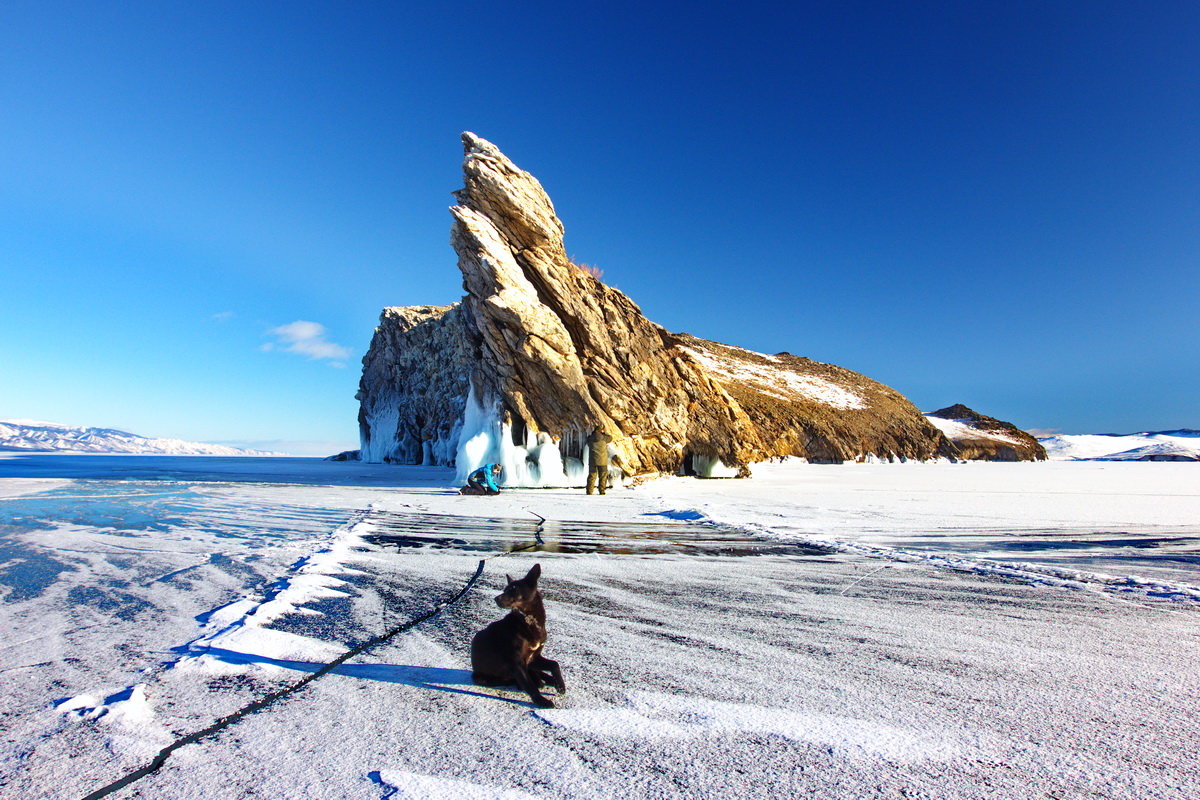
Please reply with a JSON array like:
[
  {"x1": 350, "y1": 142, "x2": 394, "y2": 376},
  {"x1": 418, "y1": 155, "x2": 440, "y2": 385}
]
[
  {"x1": 211, "y1": 311, "x2": 234, "y2": 321},
  {"x1": 263, "y1": 321, "x2": 352, "y2": 366}
]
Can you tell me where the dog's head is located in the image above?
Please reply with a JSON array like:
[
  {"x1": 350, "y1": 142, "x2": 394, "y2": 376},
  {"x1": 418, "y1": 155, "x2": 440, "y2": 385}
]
[{"x1": 495, "y1": 563, "x2": 541, "y2": 609}]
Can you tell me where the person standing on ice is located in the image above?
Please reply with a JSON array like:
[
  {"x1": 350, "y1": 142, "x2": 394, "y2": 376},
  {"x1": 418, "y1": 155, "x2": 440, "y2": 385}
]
[
  {"x1": 586, "y1": 427, "x2": 625, "y2": 495},
  {"x1": 461, "y1": 463, "x2": 503, "y2": 495}
]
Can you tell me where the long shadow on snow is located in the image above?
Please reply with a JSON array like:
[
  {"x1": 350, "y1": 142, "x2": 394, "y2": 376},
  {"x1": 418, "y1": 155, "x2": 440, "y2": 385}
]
[{"x1": 202, "y1": 647, "x2": 539, "y2": 708}]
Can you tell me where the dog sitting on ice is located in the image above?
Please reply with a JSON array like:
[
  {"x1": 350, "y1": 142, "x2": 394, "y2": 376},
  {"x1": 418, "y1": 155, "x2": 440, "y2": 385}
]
[{"x1": 470, "y1": 563, "x2": 566, "y2": 708}]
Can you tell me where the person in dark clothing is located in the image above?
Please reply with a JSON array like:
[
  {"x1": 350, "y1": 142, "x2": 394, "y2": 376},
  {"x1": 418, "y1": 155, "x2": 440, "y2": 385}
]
[
  {"x1": 461, "y1": 463, "x2": 503, "y2": 495},
  {"x1": 585, "y1": 428, "x2": 624, "y2": 495}
]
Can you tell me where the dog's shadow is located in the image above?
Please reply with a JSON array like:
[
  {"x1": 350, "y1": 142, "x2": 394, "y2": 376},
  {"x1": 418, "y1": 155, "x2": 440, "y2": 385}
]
[{"x1": 202, "y1": 647, "x2": 536, "y2": 707}]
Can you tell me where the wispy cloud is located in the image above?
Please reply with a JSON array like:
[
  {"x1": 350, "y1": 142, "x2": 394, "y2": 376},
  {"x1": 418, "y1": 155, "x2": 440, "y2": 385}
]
[
  {"x1": 211, "y1": 311, "x2": 234, "y2": 321},
  {"x1": 262, "y1": 321, "x2": 352, "y2": 367}
]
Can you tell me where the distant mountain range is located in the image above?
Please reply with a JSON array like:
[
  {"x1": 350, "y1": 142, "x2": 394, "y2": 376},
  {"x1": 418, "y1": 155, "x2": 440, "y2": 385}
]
[
  {"x1": 0, "y1": 420, "x2": 287, "y2": 456},
  {"x1": 1037, "y1": 430, "x2": 1200, "y2": 462}
]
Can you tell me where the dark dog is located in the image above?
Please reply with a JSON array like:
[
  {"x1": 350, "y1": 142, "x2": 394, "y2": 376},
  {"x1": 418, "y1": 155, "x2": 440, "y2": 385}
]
[{"x1": 470, "y1": 563, "x2": 566, "y2": 708}]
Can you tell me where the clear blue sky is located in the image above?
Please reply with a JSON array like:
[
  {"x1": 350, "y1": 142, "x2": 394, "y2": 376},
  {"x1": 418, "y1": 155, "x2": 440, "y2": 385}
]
[{"x1": 2, "y1": 1, "x2": 1197, "y2": 454}]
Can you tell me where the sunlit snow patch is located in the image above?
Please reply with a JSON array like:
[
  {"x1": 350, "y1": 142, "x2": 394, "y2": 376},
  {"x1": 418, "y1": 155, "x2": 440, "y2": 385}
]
[
  {"x1": 370, "y1": 769, "x2": 543, "y2": 800},
  {"x1": 173, "y1": 515, "x2": 374, "y2": 669},
  {"x1": 536, "y1": 691, "x2": 960, "y2": 761}
]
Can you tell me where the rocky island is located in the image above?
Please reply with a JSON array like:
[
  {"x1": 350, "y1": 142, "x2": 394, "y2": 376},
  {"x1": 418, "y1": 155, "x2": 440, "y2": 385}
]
[{"x1": 356, "y1": 133, "x2": 1044, "y2": 484}]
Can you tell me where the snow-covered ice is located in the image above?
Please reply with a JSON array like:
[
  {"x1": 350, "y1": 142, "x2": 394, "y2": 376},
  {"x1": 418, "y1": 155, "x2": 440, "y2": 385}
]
[{"x1": 0, "y1": 454, "x2": 1197, "y2": 799}]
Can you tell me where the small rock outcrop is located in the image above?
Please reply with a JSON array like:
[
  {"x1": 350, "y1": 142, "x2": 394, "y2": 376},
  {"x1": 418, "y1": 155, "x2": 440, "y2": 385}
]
[
  {"x1": 925, "y1": 404, "x2": 1047, "y2": 462},
  {"x1": 356, "y1": 133, "x2": 1039, "y2": 484}
]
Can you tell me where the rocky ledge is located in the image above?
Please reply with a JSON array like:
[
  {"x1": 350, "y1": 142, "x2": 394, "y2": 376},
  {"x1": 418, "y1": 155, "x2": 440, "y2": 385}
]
[{"x1": 356, "y1": 133, "x2": 1039, "y2": 484}]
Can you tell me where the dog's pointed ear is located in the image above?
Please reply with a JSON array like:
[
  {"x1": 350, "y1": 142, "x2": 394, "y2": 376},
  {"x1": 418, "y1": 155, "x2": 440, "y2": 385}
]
[
  {"x1": 525, "y1": 563, "x2": 541, "y2": 584},
  {"x1": 505, "y1": 574, "x2": 514, "y2": 585}
]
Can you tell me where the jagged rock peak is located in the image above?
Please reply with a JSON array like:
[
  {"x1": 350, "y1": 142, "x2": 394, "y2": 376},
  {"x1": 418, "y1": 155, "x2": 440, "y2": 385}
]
[{"x1": 455, "y1": 132, "x2": 565, "y2": 255}]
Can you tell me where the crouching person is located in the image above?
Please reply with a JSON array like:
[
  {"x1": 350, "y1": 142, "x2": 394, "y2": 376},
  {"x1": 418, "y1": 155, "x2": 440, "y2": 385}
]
[{"x1": 461, "y1": 463, "x2": 503, "y2": 495}]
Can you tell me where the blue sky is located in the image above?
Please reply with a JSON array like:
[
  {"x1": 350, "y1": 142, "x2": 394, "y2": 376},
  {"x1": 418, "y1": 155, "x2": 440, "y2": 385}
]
[{"x1": 2, "y1": 1, "x2": 1197, "y2": 454}]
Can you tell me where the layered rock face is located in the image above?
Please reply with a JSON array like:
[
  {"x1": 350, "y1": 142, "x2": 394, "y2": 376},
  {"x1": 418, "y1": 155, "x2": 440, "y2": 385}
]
[
  {"x1": 357, "y1": 304, "x2": 475, "y2": 465},
  {"x1": 924, "y1": 404, "x2": 1047, "y2": 462},
  {"x1": 357, "y1": 133, "x2": 1036, "y2": 483}
]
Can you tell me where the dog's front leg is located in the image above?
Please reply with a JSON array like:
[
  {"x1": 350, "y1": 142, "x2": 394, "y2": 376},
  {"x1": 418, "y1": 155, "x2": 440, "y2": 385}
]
[
  {"x1": 514, "y1": 664, "x2": 554, "y2": 708},
  {"x1": 533, "y1": 655, "x2": 566, "y2": 694}
]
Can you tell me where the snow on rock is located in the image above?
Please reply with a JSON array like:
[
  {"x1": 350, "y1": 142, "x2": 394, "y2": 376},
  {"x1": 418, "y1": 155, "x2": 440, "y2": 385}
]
[
  {"x1": 0, "y1": 420, "x2": 285, "y2": 456},
  {"x1": 923, "y1": 405, "x2": 1046, "y2": 462},
  {"x1": 924, "y1": 415, "x2": 1019, "y2": 445},
  {"x1": 679, "y1": 345, "x2": 867, "y2": 409}
]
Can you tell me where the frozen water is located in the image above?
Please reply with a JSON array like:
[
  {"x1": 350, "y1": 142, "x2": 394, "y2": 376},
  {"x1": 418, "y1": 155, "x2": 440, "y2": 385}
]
[{"x1": 0, "y1": 456, "x2": 1198, "y2": 799}]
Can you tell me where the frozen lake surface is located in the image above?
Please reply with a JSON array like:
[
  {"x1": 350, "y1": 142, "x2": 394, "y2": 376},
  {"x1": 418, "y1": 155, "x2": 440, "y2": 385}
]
[{"x1": 0, "y1": 455, "x2": 1197, "y2": 799}]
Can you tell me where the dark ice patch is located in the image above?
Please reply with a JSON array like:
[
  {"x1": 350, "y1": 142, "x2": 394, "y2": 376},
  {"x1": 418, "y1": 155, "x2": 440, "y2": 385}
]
[
  {"x1": 0, "y1": 539, "x2": 73, "y2": 601},
  {"x1": 65, "y1": 585, "x2": 153, "y2": 620}
]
